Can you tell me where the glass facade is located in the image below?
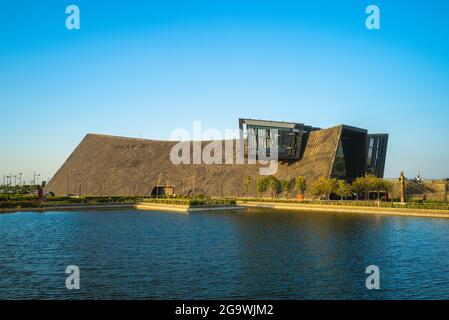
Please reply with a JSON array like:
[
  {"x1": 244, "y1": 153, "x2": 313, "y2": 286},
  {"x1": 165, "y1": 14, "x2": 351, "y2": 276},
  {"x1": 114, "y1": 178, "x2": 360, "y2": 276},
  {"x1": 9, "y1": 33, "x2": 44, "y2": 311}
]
[
  {"x1": 331, "y1": 127, "x2": 367, "y2": 181},
  {"x1": 366, "y1": 134, "x2": 388, "y2": 177},
  {"x1": 331, "y1": 141, "x2": 346, "y2": 179},
  {"x1": 240, "y1": 119, "x2": 306, "y2": 160}
]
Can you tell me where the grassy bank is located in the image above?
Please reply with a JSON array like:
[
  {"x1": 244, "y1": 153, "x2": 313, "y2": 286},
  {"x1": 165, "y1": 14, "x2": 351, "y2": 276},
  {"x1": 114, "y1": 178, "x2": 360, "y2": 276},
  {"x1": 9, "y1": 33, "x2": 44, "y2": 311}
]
[
  {"x1": 0, "y1": 195, "x2": 237, "y2": 211},
  {"x1": 0, "y1": 196, "x2": 139, "y2": 210},
  {"x1": 237, "y1": 199, "x2": 449, "y2": 218},
  {"x1": 237, "y1": 197, "x2": 449, "y2": 211}
]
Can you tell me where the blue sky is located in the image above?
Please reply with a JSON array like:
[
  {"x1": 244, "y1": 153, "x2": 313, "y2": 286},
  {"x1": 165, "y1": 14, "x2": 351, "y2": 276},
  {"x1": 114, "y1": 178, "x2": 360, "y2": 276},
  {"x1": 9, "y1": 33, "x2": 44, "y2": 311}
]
[{"x1": 1, "y1": 0, "x2": 448, "y2": 182}]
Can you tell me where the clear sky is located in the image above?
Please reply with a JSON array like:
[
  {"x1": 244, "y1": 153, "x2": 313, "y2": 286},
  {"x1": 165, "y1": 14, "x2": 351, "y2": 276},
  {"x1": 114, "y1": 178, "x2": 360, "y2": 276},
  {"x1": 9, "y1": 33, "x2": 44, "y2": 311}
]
[{"x1": 1, "y1": 0, "x2": 448, "y2": 182}]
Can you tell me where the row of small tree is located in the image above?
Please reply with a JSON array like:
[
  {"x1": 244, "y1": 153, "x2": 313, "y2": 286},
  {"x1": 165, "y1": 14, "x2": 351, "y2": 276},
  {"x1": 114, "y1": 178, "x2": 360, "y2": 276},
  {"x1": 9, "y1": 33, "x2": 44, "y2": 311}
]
[
  {"x1": 242, "y1": 175, "x2": 306, "y2": 198},
  {"x1": 349, "y1": 175, "x2": 393, "y2": 200},
  {"x1": 244, "y1": 174, "x2": 392, "y2": 200}
]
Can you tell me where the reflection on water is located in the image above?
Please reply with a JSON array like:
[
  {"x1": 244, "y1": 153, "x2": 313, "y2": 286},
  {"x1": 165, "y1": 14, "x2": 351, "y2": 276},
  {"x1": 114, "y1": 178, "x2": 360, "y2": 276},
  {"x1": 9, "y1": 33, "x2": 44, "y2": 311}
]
[{"x1": 1, "y1": 208, "x2": 449, "y2": 299}]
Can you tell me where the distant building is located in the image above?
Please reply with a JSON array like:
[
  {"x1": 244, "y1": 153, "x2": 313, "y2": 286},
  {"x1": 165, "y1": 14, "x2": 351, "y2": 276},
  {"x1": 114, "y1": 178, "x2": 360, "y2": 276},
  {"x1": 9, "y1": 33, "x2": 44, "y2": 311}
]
[{"x1": 45, "y1": 118, "x2": 388, "y2": 197}]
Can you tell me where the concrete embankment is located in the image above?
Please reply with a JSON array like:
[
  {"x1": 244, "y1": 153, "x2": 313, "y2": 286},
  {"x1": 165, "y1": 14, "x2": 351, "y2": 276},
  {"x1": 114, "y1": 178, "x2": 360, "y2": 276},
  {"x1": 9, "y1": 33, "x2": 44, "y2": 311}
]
[
  {"x1": 1, "y1": 202, "x2": 246, "y2": 214},
  {"x1": 136, "y1": 202, "x2": 245, "y2": 213},
  {"x1": 237, "y1": 200, "x2": 449, "y2": 219},
  {"x1": 135, "y1": 203, "x2": 189, "y2": 212},
  {"x1": 0, "y1": 203, "x2": 135, "y2": 214},
  {"x1": 3, "y1": 201, "x2": 448, "y2": 219}
]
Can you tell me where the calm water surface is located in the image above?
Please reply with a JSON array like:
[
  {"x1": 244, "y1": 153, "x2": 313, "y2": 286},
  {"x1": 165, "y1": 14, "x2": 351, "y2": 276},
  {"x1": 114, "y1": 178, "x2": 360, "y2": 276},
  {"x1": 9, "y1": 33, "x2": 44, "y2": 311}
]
[{"x1": 1, "y1": 209, "x2": 449, "y2": 299}]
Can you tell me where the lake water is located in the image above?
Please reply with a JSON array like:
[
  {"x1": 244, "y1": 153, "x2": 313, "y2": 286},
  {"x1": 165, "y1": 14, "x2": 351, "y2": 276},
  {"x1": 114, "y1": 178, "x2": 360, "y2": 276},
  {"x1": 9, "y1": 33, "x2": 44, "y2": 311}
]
[{"x1": 1, "y1": 208, "x2": 449, "y2": 299}]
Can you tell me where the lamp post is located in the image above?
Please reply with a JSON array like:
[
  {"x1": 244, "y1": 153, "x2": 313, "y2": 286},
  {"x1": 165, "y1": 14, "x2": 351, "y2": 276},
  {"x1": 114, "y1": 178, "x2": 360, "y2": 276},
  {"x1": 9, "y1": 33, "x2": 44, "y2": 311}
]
[
  {"x1": 13, "y1": 174, "x2": 17, "y2": 194},
  {"x1": 6, "y1": 174, "x2": 11, "y2": 193},
  {"x1": 74, "y1": 173, "x2": 81, "y2": 197},
  {"x1": 2, "y1": 174, "x2": 5, "y2": 193},
  {"x1": 97, "y1": 176, "x2": 105, "y2": 198}
]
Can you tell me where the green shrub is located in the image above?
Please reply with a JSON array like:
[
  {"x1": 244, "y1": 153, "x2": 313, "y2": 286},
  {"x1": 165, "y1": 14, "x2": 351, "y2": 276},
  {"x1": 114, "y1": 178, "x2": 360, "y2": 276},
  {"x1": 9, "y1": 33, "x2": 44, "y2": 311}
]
[{"x1": 256, "y1": 177, "x2": 269, "y2": 195}]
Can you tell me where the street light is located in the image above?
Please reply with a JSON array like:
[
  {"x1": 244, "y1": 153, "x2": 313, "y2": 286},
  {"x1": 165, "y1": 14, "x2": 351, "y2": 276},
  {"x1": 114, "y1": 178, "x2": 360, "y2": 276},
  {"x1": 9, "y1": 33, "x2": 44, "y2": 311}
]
[
  {"x1": 13, "y1": 174, "x2": 17, "y2": 194},
  {"x1": 6, "y1": 174, "x2": 12, "y2": 193},
  {"x1": 16, "y1": 173, "x2": 23, "y2": 194},
  {"x1": 97, "y1": 176, "x2": 105, "y2": 198},
  {"x1": 1, "y1": 174, "x2": 5, "y2": 193}
]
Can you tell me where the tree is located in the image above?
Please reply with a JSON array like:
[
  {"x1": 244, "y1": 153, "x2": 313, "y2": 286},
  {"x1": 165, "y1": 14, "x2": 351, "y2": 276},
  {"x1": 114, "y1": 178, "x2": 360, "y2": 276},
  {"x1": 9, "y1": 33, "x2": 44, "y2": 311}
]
[
  {"x1": 243, "y1": 175, "x2": 252, "y2": 196},
  {"x1": 374, "y1": 178, "x2": 393, "y2": 201},
  {"x1": 267, "y1": 176, "x2": 281, "y2": 198},
  {"x1": 309, "y1": 179, "x2": 324, "y2": 199},
  {"x1": 352, "y1": 175, "x2": 390, "y2": 201},
  {"x1": 326, "y1": 178, "x2": 338, "y2": 200},
  {"x1": 256, "y1": 177, "x2": 269, "y2": 196},
  {"x1": 280, "y1": 180, "x2": 292, "y2": 198},
  {"x1": 382, "y1": 180, "x2": 393, "y2": 195},
  {"x1": 310, "y1": 177, "x2": 337, "y2": 200},
  {"x1": 294, "y1": 176, "x2": 306, "y2": 196},
  {"x1": 335, "y1": 180, "x2": 352, "y2": 200},
  {"x1": 364, "y1": 174, "x2": 378, "y2": 199},
  {"x1": 352, "y1": 177, "x2": 367, "y2": 200}
]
